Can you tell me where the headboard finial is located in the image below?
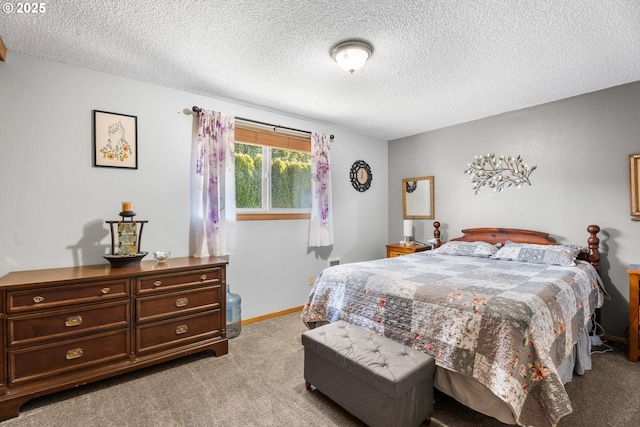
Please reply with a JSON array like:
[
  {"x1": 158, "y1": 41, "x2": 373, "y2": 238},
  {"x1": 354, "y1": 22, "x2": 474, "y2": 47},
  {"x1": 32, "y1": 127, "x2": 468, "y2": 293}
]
[{"x1": 586, "y1": 225, "x2": 601, "y2": 273}]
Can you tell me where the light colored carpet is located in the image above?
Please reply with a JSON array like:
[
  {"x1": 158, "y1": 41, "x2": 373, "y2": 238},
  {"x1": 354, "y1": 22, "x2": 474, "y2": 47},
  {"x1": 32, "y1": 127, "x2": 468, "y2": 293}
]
[
  {"x1": 0, "y1": 312, "x2": 637, "y2": 426},
  {"x1": 0, "y1": 312, "x2": 362, "y2": 427}
]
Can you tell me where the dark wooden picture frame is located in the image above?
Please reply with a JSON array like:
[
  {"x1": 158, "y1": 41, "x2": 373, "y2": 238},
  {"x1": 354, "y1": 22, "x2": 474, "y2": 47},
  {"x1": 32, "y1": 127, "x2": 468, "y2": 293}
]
[{"x1": 93, "y1": 110, "x2": 138, "y2": 169}]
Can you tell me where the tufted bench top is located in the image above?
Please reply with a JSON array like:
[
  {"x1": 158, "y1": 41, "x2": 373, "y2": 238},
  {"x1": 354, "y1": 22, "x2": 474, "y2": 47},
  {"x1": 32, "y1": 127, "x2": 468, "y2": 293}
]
[{"x1": 302, "y1": 320, "x2": 434, "y2": 397}]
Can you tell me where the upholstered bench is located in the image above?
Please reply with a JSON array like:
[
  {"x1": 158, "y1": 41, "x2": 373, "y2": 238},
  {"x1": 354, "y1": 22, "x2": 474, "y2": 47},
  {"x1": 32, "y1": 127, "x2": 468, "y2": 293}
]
[{"x1": 302, "y1": 320, "x2": 435, "y2": 427}]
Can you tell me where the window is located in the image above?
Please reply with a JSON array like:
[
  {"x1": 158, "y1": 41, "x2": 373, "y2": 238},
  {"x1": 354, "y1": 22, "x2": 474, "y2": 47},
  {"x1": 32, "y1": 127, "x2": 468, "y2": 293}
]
[{"x1": 235, "y1": 125, "x2": 311, "y2": 220}]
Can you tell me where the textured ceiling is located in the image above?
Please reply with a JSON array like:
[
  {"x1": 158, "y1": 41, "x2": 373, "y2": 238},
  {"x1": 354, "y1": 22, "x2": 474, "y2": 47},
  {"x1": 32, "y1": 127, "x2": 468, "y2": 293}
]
[{"x1": 1, "y1": 0, "x2": 639, "y2": 140}]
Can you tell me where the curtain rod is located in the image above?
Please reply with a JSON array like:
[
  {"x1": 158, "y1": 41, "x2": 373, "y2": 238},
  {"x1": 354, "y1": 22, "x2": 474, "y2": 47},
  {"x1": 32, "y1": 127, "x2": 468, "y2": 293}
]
[{"x1": 192, "y1": 106, "x2": 334, "y2": 141}]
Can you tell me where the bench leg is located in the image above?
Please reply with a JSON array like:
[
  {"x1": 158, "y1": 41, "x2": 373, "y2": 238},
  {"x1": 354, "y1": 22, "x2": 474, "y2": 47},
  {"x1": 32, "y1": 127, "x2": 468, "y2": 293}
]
[{"x1": 305, "y1": 381, "x2": 312, "y2": 390}]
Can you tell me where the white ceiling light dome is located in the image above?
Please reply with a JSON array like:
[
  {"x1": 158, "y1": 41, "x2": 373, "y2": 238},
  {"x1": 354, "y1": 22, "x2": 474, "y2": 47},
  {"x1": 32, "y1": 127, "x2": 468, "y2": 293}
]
[{"x1": 330, "y1": 40, "x2": 373, "y2": 74}]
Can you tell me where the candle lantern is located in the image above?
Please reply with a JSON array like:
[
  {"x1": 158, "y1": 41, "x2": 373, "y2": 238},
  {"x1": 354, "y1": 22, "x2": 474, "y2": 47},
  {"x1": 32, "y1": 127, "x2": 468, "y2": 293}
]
[{"x1": 104, "y1": 203, "x2": 148, "y2": 268}]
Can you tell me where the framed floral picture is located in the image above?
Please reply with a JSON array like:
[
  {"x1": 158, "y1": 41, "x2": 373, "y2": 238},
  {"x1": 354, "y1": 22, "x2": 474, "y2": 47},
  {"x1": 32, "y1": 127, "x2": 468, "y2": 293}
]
[{"x1": 93, "y1": 110, "x2": 138, "y2": 169}]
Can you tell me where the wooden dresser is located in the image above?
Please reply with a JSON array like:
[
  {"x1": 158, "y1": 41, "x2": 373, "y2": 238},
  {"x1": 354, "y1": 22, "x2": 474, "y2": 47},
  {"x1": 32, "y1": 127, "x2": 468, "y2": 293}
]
[
  {"x1": 0, "y1": 256, "x2": 228, "y2": 421},
  {"x1": 386, "y1": 243, "x2": 431, "y2": 258}
]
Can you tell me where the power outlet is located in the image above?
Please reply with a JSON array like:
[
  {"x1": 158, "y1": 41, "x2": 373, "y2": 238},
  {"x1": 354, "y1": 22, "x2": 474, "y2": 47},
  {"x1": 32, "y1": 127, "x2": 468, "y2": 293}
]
[{"x1": 308, "y1": 275, "x2": 315, "y2": 286}]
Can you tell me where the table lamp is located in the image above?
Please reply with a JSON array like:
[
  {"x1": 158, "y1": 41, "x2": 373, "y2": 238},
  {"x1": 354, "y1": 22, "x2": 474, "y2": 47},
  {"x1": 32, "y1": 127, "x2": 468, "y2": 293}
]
[{"x1": 403, "y1": 220, "x2": 413, "y2": 245}]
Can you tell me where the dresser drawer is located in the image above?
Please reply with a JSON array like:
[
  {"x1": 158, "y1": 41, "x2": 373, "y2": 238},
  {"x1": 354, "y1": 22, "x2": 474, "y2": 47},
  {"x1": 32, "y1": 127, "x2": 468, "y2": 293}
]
[
  {"x1": 8, "y1": 329, "x2": 130, "y2": 386},
  {"x1": 136, "y1": 268, "x2": 221, "y2": 295},
  {"x1": 136, "y1": 310, "x2": 221, "y2": 354},
  {"x1": 7, "y1": 279, "x2": 130, "y2": 313},
  {"x1": 8, "y1": 301, "x2": 130, "y2": 348},
  {"x1": 136, "y1": 285, "x2": 221, "y2": 324}
]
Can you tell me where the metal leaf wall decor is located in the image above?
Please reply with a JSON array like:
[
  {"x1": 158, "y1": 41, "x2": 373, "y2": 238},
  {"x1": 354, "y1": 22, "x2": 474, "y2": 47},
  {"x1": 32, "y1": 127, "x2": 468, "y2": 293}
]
[{"x1": 464, "y1": 153, "x2": 536, "y2": 195}]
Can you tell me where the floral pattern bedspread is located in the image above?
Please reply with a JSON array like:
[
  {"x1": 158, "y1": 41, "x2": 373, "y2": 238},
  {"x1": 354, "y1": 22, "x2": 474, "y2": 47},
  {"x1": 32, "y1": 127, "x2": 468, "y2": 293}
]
[{"x1": 301, "y1": 252, "x2": 605, "y2": 427}]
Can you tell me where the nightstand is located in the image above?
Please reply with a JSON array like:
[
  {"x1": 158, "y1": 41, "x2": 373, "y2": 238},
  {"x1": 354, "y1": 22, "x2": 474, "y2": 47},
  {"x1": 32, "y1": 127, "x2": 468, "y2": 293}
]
[
  {"x1": 627, "y1": 264, "x2": 640, "y2": 361},
  {"x1": 386, "y1": 243, "x2": 430, "y2": 258}
]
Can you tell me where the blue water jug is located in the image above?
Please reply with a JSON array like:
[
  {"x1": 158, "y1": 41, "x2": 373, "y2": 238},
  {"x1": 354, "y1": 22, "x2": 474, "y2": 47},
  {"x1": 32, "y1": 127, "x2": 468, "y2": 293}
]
[{"x1": 226, "y1": 283, "x2": 241, "y2": 338}]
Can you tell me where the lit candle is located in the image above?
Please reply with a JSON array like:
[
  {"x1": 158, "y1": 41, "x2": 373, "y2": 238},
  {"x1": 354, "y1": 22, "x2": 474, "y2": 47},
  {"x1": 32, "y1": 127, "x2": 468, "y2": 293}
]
[{"x1": 122, "y1": 201, "x2": 133, "y2": 212}]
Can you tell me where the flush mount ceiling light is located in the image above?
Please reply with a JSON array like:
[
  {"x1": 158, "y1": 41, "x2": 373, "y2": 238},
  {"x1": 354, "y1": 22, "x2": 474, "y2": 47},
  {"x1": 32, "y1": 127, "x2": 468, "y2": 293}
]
[{"x1": 330, "y1": 40, "x2": 373, "y2": 74}]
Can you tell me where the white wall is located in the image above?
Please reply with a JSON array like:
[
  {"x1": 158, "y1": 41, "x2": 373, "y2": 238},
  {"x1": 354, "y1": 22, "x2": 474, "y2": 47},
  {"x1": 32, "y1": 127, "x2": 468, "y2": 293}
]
[
  {"x1": 388, "y1": 81, "x2": 640, "y2": 338},
  {"x1": 0, "y1": 52, "x2": 389, "y2": 320}
]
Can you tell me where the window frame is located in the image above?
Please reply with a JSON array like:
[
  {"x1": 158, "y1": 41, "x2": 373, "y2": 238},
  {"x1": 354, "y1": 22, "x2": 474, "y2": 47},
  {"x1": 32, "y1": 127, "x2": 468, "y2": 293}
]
[{"x1": 234, "y1": 125, "x2": 312, "y2": 221}]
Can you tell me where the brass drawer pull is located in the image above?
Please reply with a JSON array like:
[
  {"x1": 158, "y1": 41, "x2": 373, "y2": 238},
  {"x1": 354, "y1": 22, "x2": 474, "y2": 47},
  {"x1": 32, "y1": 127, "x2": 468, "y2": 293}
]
[
  {"x1": 65, "y1": 315, "x2": 83, "y2": 327},
  {"x1": 101, "y1": 287, "x2": 111, "y2": 294},
  {"x1": 153, "y1": 280, "x2": 162, "y2": 287},
  {"x1": 176, "y1": 325, "x2": 188, "y2": 335},
  {"x1": 66, "y1": 348, "x2": 83, "y2": 360},
  {"x1": 33, "y1": 296, "x2": 44, "y2": 303},
  {"x1": 176, "y1": 297, "x2": 189, "y2": 308},
  {"x1": 200, "y1": 274, "x2": 207, "y2": 281}
]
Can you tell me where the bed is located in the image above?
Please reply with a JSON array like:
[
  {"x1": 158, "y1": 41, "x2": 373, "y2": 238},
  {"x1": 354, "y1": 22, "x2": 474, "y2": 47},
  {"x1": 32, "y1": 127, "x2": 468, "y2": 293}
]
[{"x1": 301, "y1": 224, "x2": 605, "y2": 427}]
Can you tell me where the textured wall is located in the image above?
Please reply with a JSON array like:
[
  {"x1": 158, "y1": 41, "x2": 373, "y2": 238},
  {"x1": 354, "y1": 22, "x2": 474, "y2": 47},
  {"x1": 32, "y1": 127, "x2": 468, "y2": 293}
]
[{"x1": 389, "y1": 81, "x2": 640, "y2": 338}]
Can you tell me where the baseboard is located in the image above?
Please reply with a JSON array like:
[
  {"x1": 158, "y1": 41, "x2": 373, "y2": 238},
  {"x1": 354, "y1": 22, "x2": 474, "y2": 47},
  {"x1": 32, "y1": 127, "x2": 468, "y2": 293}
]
[
  {"x1": 241, "y1": 306, "x2": 304, "y2": 326},
  {"x1": 602, "y1": 334, "x2": 628, "y2": 344}
]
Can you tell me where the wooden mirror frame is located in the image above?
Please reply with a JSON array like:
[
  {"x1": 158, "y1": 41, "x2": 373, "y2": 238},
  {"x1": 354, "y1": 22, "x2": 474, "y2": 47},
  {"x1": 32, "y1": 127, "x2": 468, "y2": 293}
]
[
  {"x1": 630, "y1": 154, "x2": 640, "y2": 220},
  {"x1": 402, "y1": 176, "x2": 434, "y2": 219}
]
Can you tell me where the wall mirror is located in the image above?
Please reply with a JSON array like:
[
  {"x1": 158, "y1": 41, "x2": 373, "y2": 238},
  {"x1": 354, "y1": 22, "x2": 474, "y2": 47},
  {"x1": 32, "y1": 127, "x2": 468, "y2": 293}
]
[
  {"x1": 630, "y1": 154, "x2": 640, "y2": 220},
  {"x1": 402, "y1": 176, "x2": 434, "y2": 219}
]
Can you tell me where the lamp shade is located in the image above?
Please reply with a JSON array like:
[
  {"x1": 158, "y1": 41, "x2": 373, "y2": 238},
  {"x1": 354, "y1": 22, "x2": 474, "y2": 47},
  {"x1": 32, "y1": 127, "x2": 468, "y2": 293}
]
[
  {"x1": 331, "y1": 41, "x2": 372, "y2": 73},
  {"x1": 403, "y1": 220, "x2": 413, "y2": 238}
]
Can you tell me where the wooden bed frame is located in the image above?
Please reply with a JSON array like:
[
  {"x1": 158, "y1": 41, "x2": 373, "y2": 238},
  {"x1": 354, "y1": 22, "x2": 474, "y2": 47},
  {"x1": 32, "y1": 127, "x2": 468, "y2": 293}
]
[{"x1": 431, "y1": 221, "x2": 601, "y2": 273}]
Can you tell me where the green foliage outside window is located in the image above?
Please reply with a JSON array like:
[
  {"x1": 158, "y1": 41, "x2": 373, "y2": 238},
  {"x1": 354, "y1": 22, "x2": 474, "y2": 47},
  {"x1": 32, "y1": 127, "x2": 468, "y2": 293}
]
[{"x1": 235, "y1": 144, "x2": 311, "y2": 209}]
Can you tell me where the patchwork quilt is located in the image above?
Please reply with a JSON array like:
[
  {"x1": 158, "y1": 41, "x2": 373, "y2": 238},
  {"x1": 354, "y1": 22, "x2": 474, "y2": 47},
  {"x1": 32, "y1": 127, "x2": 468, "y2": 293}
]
[{"x1": 301, "y1": 252, "x2": 605, "y2": 427}]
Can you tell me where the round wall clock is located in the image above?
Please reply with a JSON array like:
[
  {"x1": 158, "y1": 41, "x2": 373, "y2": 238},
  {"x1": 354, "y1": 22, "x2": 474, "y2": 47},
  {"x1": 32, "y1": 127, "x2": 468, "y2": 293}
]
[{"x1": 350, "y1": 160, "x2": 373, "y2": 192}]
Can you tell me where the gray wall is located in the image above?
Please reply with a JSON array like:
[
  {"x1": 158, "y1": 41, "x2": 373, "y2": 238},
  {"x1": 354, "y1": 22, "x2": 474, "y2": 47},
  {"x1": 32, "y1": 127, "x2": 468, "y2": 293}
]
[
  {"x1": 0, "y1": 52, "x2": 389, "y2": 320},
  {"x1": 389, "y1": 81, "x2": 640, "y2": 338}
]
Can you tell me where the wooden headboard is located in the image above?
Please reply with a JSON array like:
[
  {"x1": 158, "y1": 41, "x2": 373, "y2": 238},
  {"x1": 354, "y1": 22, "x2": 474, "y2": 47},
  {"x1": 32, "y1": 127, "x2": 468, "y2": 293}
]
[
  {"x1": 431, "y1": 222, "x2": 601, "y2": 273},
  {"x1": 451, "y1": 227, "x2": 557, "y2": 245}
]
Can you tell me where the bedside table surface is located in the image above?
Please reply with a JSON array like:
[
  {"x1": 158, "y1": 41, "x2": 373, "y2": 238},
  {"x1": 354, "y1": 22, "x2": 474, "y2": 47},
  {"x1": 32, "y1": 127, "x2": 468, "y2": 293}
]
[{"x1": 386, "y1": 243, "x2": 430, "y2": 258}]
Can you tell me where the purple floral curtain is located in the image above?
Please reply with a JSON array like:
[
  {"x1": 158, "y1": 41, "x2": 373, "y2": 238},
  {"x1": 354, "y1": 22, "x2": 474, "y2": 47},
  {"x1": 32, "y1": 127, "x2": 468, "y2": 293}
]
[
  {"x1": 308, "y1": 132, "x2": 333, "y2": 247},
  {"x1": 193, "y1": 109, "x2": 236, "y2": 257}
]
